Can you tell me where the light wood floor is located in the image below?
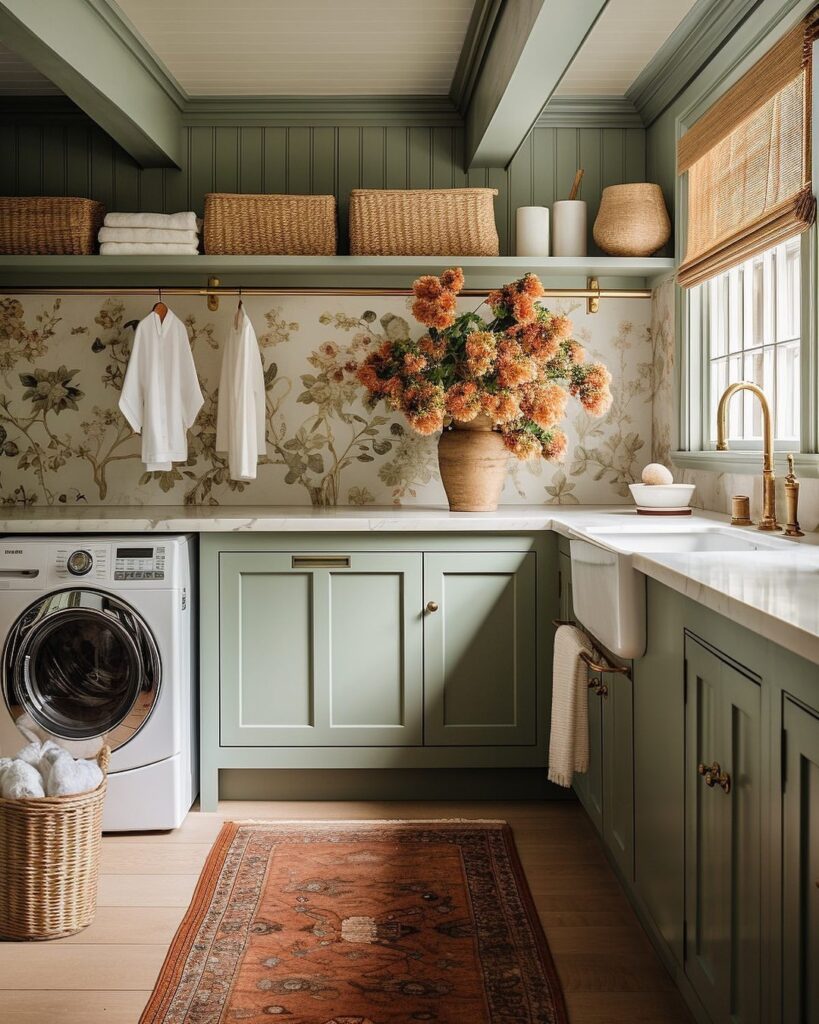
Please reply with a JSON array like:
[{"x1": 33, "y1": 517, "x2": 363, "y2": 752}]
[{"x1": 1, "y1": 800, "x2": 695, "y2": 1023}]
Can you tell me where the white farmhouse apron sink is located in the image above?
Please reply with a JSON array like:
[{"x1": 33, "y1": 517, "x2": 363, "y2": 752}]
[{"x1": 569, "y1": 525, "x2": 788, "y2": 658}]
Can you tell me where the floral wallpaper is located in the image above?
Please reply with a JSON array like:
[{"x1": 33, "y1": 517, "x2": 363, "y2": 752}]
[
  {"x1": 651, "y1": 277, "x2": 819, "y2": 531},
  {"x1": 0, "y1": 292, "x2": 654, "y2": 507}
]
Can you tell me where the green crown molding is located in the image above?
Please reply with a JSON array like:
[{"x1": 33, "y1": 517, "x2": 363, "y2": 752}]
[
  {"x1": 536, "y1": 96, "x2": 643, "y2": 128},
  {"x1": 626, "y1": 0, "x2": 762, "y2": 128},
  {"x1": 449, "y1": 0, "x2": 503, "y2": 115},
  {"x1": 181, "y1": 95, "x2": 463, "y2": 128}
]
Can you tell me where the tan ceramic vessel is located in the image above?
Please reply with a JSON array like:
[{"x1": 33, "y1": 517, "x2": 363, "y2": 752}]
[{"x1": 437, "y1": 414, "x2": 509, "y2": 512}]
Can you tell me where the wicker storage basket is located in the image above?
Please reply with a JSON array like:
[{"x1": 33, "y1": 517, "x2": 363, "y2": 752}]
[
  {"x1": 0, "y1": 747, "x2": 109, "y2": 940},
  {"x1": 0, "y1": 197, "x2": 105, "y2": 255},
  {"x1": 204, "y1": 193, "x2": 337, "y2": 255},
  {"x1": 349, "y1": 188, "x2": 499, "y2": 256}
]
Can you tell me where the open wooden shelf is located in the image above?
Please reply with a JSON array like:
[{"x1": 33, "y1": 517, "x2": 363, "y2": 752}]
[{"x1": 0, "y1": 254, "x2": 675, "y2": 290}]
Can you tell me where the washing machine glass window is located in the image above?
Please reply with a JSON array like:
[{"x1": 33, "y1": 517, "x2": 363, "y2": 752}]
[{"x1": 2, "y1": 589, "x2": 161, "y2": 746}]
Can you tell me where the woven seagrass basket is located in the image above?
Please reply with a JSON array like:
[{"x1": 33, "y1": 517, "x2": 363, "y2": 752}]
[
  {"x1": 0, "y1": 746, "x2": 110, "y2": 940},
  {"x1": 204, "y1": 192, "x2": 337, "y2": 255},
  {"x1": 0, "y1": 197, "x2": 105, "y2": 255},
  {"x1": 349, "y1": 188, "x2": 499, "y2": 256}
]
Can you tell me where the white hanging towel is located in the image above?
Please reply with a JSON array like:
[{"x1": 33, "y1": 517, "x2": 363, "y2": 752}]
[
  {"x1": 216, "y1": 304, "x2": 266, "y2": 480},
  {"x1": 548, "y1": 624, "x2": 595, "y2": 787},
  {"x1": 119, "y1": 309, "x2": 204, "y2": 472}
]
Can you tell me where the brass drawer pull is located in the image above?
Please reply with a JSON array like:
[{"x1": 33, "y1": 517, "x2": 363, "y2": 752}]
[
  {"x1": 291, "y1": 555, "x2": 351, "y2": 569},
  {"x1": 698, "y1": 761, "x2": 731, "y2": 794}
]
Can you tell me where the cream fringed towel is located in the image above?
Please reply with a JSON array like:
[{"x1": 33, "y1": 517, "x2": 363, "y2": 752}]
[{"x1": 548, "y1": 624, "x2": 595, "y2": 787}]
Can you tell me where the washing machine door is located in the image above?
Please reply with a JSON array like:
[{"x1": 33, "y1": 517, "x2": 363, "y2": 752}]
[{"x1": 2, "y1": 588, "x2": 161, "y2": 754}]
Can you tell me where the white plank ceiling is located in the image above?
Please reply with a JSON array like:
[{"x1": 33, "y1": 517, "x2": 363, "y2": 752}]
[
  {"x1": 114, "y1": 0, "x2": 476, "y2": 96},
  {"x1": 554, "y1": 0, "x2": 698, "y2": 96}
]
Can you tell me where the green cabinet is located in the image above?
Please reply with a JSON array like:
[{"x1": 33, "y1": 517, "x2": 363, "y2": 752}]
[
  {"x1": 219, "y1": 551, "x2": 423, "y2": 746},
  {"x1": 684, "y1": 636, "x2": 762, "y2": 1024},
  {"x1": 633, "y1": 579, "x2": 685, "y2": 964},
  {"x1": 423, "y1": 551, "x2": 536, "y2": 746},
  {"x1": 602, "y1": 664, "x2": 634, "y2": 882},
  {"x1": 782, "y1": 697, "x2": 819, "y2": 1024},
  {"x1": 559, "y1": 545, "x2": 631, "y2": 873},
  {"x1": 200, "y1": 533, "x2": 554, "y2": 810}
]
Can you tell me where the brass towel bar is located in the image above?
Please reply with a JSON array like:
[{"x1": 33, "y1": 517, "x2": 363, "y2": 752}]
[{"x1": 552, "y1": 618, "x2": 632, "y2": 677}]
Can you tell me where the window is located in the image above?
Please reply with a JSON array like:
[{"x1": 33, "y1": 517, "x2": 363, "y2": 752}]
[{"x1": 699, "y1": 237, "x2": 801, "y2": 448}]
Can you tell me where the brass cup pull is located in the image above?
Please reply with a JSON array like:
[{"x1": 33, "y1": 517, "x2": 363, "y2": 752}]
[
  {"x1": 698, "y1": 761, "x2": 731, "y2": 794},
  {"x1": 426, "y1": 601, "x2": 439, "y2": 613}
]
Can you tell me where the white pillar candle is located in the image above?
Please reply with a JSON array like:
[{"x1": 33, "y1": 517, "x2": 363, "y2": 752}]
[
  {"x1": 515, "y1": 206, "x2": 550, "y2": 257},
  {"x1": 551, "y1": 200, "x2": 587, "y2": 257}
]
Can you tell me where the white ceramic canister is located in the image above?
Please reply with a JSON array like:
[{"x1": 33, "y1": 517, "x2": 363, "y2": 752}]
[
  {"x1": 515, "y1": 206, "x2": 550, "y2": 257},
  {"x1": 551, "y1": 200, "x2": 587, "y2": 257}
]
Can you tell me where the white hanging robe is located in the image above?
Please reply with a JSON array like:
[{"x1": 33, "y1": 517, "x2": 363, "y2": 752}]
[
  {"x1": 215, "y1": 304, "x2": 266, "y2": 481},
  {"x1": 119, "y1": 309, "x2": 203, "y2": 472}
]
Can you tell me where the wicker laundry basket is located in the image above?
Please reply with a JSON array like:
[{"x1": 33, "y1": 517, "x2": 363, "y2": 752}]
[
  {"x1": 0, "y1": 197, "x2": 105, "y2": 255},
  {"x1": 348, "y1": 188, "x2": 499, "y2": 256},
  {"x1": 204, "y1": 192, "x2": 337, "y2": 255},
  {"x1": 0, "y1": 747, "x2": 110, "y2": 940}
]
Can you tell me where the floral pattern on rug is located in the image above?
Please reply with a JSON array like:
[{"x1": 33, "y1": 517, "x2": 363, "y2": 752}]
[
  {"x1": 650, "y1": 277, "x2": 819, "y2": 531},
  {"x1": 139, "y1": 821, "x2": 567, "y2": 1024},
  {"x1": 0, "y1": 293, "x2": 652, "y2": 507}
]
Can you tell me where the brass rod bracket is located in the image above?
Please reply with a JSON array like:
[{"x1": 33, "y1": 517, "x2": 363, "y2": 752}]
[
  {"x1": 586, "y1": 277, "x2": 600, "y2": 314},
  {"x1": 207, "y1": 277, "x2": 220, "y2": 311}
]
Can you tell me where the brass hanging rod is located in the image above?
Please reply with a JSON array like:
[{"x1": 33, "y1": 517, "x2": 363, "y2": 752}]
[{"x1": 3, "y1": 286, "x2": 651, "y2": 299}]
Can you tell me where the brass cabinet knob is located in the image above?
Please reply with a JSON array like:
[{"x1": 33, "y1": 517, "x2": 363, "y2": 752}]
[
  {"x1": 698, "y1": 760, "x2": 731, "y2": 794},
  {"x1": 426, "y1": 601, "x2": 439, "y2": 613},
  {"x1": 587, "y1": 676, "x2": 608, "y2": 698}
]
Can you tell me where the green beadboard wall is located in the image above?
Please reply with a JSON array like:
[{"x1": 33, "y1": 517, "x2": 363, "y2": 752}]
[{"x1": 0, "y1": 117, "x2": 646, "y2": 255}]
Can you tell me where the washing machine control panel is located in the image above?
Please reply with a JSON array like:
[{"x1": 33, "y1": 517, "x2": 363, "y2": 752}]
[
  {"x1": 113, "y1": 545, "x2": 166, "y2": 581},
  {"x1": 55, "y1": 545, "x2": 110, "y2": 582}
]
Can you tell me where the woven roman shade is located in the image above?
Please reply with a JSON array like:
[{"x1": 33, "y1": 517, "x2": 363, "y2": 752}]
[{"x1": 677, "y1": 14, "x2": 818, "y2": 288}]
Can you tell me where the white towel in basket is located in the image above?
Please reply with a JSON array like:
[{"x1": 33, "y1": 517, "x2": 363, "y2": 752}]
[{"x1": 548, "y1": 624, "x2": 595, "y2": 787}]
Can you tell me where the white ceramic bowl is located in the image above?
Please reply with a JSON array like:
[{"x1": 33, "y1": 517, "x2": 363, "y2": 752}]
[{"x1": 629, "y1": 482, "x2": 695, "y2": 509}]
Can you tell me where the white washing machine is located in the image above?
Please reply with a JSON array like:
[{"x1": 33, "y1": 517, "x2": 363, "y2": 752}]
[{"x1": 0, "y1": 535, "x2": 197, "y2": 831}]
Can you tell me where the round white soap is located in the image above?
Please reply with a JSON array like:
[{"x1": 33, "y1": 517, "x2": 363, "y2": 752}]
[{"x1": 641, "y1": 463, "x2": 674, "y2": 485}]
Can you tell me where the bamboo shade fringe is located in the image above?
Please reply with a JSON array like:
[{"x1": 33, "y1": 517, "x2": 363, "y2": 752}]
[{"x1": 677, "y1": 9, "x2": 816, "y2": 288}]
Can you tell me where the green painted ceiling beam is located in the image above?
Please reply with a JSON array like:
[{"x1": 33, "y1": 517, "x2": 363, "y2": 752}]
[
  {"x1": 464, "y1": 0, "x2": 610, "y2": 169},
  {"x1": 0, "y1": 0, "x2": 183, "y2": 168}
]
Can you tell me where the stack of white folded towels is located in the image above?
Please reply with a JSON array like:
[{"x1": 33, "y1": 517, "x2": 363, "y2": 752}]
[
  {"x1": 98, "y1": 211, "x2": 200, "y2": 256},
  {"x1": 0, "y1": 739, "x2": 103, "y2": 799}
]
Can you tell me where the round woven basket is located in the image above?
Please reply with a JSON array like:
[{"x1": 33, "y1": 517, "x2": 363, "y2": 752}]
[
  {"x1": 592, "y1": 183, "x2": 670, "y2": 257},
  {"x1": 0, "y1": 746, "x2": 110, "y2": 941}
]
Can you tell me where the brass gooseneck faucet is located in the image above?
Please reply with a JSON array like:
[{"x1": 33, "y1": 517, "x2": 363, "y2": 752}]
[{"x1": 715, "y1": 382, "x2": 779, "y2": 531}]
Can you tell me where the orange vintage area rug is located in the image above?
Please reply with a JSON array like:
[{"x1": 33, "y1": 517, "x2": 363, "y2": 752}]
[{"x1": 140, "y1": 820, "x2": 568, "y2": 1024}]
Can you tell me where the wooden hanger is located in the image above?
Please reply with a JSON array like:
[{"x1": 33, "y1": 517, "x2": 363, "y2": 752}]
[{"x1": 152, "y1": 288, "x2": 168, "y2": 323}]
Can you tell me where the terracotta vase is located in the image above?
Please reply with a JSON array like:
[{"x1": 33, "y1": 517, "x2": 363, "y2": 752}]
[
  {"x1": 592, "y1": 183, "x2": 671, "y2": 257},
  {"x1": 437, "y1": 414, "x2": 509, "y2": 512}
]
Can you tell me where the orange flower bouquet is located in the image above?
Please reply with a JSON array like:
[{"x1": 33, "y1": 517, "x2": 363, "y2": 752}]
[{"x1": 356, "y1": 267, "x2": 612, "y2": 510}]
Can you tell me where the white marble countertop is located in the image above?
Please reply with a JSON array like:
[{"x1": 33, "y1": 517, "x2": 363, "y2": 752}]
[{"x1": 0, "y1": 503, "x2": 817, "y2": 665}]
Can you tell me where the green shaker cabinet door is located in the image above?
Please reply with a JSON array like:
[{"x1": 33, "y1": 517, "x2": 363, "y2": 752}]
[
  {"x1": 782, "y1": 697, "x2": 819, "y2": 1024},
  {"x1": 219, "y1": 551, "x2": 423, "y2": 746},
  {"x1": 423, "y1": 551, "x2": 537, "y2": 746},
  {"x1": 685, "y1": 637, "x2": 762, "y2": 1024},
  {"x1": 603, "y1": 667, "x2": 634, "y2": 881}
]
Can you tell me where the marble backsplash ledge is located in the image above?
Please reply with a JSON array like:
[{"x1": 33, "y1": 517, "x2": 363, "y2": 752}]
[{"x1": 0, "y1": 292, "x2": 655, "y2": 508}]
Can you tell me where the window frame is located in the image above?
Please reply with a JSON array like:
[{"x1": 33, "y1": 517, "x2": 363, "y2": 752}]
[{"x1": 673, "y1": 11, "x2": 819, "y2": 476}]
